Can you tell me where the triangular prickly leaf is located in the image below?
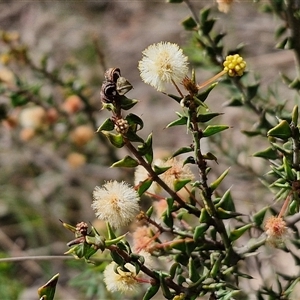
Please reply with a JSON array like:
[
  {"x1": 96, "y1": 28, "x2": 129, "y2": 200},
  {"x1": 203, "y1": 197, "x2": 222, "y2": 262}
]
[
  {"x1": 193, "y1": 224, "x2": 209, "y2": 240},
  {"x1": 189, "y1": 257, "x2": 200, "y2": 283},
  {"x1": 224, "y1": 96, "x2": 243, "y2": 107},
  {"x1": 125, "y1": 129, "x2": 144, "y2": 143},
  {"x1": 215, "y1": 188, "x2": 235, "y2": 212},
  {"x1": 38, "y1": 274, "x2": 59, "y2": 300},
  {"x1": 253, "y1": 147, "x2": 278, "y2": 159},
  {"x1": 142, "y1": 285, "x2": 160, "y2": 300},
  {"x1": 246, "y1": 83, "x2": 259, "y2": 101},
  {"x1": 138, "y1": 133, "x2": 153, "y2": 164},
  {"x1": 229, "y1": 224, "x2": 253, "y2": 241},
  {"x1": 120, "y1": 96, "x2": 138, "y2": 110},
  {"x1": 199, "y1": 208, "x2": 210, "y2": 223},
  {"x1": 111, "y1": 155, "x2": 139, "y2": 168},
  {"x1": 210, "y1": 168, "x2": 230, "y2": 191},
  {"x1": 197, "y1": 112, "x2": 223, "y2": 123},
  {"x1": 182, "y1": 16, "x2": 197, "y2": 30},
  {"x1": 137, "y1": 179, "x2": 153, "y2": 196},
  {"x1": 283, "y1": 156, "x2": 295, "y2": 181},
  {"x1": 252, "y1": 207, "x2": 268, "y2": 227},
  {"x1": 174, "y1": 178, "x2": 191, "y2": 192},
  {"x1": 196, "y1": 82, "x2": 218, "y2": 102},
  {"x1": 154, "y1": 165, "x2": 171, "y2": 175},
  {"x1": 165, "y1": 93, "x2": 182, "y2": 103},
  {"x1": 167, "y1": 115, "x2": 188, "y2": 128},
  {"x1": 267, "y1": 120, "x2": 292, "y2": 139},
  {"x1": 126, "y1": 113, "x2": 144, "y2": 131},
  {"x1": 202, "y1": 125, "x2": 229, "y2": 137},
  {"x1": 102, "y1": 131, "x2": 124, "y2": 148},
  {"x1": 171, "y1": 147, "x2": 193, "y2": 158},
  {"x1": 96, "y1": 118, "x2": 114, "y2": 132},
  {"x1": 106, "y1": 222, "x2": 117, "y2": 240},
  {"x1": 216, "y1": 207, "x2": 243, "y2": 219}
]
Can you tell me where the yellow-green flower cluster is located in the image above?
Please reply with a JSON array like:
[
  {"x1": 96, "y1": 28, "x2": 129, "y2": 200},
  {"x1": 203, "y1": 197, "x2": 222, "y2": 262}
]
[{"x1": 223, "y1": 54, "x2": 246, "y2": 77}]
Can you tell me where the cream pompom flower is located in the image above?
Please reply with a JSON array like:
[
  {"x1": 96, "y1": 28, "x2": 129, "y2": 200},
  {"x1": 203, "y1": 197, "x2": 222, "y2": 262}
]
[
  {"x1": 92, "y1": 181, "x2": 140, "y2": 229},
  {"x1": 103, "y1": 262, "x2": 140, "y2": 295},
  {"x1": 138, "y1": 42, "x2": 189, "y2": 92}
]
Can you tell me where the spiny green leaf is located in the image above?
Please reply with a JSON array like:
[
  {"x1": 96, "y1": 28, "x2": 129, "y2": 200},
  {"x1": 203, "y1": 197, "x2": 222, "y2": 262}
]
[
  {"x1": 101, "y1": 131, "x2": 124, "y2": 148},
  {"x1": 96, "y1": 118, "x2": 114, "y2": 132},
  {"x1": 197, "y1": 112, "x2": 223, "y2": 123},
  {"x1": 171, "y1": 146, "x2": 193, "y2": 158},
  {"x1": 189, "y1": 257, "x2": 200, "y2": 283},
  {"x1": 182, "y1": 16, "x2": 197, "y2": 30},
  {"x1": 210, "y1": 168, "x2": 230, "y2": 191},
  {"x1": 196, "y1": 82, "x2": 218, "y2": 102},
  {"x1": 253, "y1": 147, "x2": 278, "y2": 159},
  {"x1": 173, "y1": 179, "x2": 191, "y2": 192},
  {"x1": 202, "y1": 125, "x2": 229, "y2": 137},
  {"x1": 229, "y1": 224, "x2": 253, "y2": 241},
  {"x1": 111, "y1": 155, "x2": 139, "y2": 168},
  {"x1": 38, "y1": 274, "x2": 59, "y2": 300},
  {"x1": 120, "y1": 96, "x2": 138, "y2": 110},
  {"x1": 137, "y1": 179, "x2": 152, "y2": 196},
  {"x1": 267, "y1": 120, "x2": 292, "y2": 139}
]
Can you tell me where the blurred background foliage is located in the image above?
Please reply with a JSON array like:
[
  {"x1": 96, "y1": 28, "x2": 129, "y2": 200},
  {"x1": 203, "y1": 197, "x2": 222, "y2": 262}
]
[{"x1": 0, "y1": 1, "x2": 299, "y2": 299}]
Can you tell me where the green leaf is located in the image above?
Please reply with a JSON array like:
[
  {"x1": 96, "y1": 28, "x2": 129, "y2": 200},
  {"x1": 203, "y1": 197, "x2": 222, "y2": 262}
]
[
  {"x1": 111, "y1": 155, "x2": 139, "y2": 168},
  {"x1": 210, "y1": 168, "x2": 230, "y2": 191},
  {"x1": 275, "y1": 25, "x2": 287, "y2": 39},
  {"x1": 289, "y1": 77, "x2": 300, "y2": 90},
  {"x1": 126, "y1": 113, "x2": 144, "y2": 131},
  {"x1": 197, "y1": 112, "x2": 223, "y2": 123},
  {"x1": 145, "y1": 206, "x2": 154, "y2": 218},
  {"x1": 292, "y1": 105, "x2": 298, "y2": 125},
  {"x1": 165, "y1": 93, "x2": 182, "y2": 103},
  {"x1": 173, "y1": 178, "x2": 191, "y2": 191},
  {"x1": 202, "y1": 125, "x2": 229, "y2": 137},
  {"x1": 189, "y1": 257, "x2": 200, "y2": 283},
  {"x1": 137, "y1": 179, "x2": 153, "y2": 196},
  {"x1": 252, "y1": 207, "x2": 268, "y2": 227},
  {"x1": 154, "y1": 165, "x2": 171, "y2": 175},
  {"x1": 229, "y1": 223, "x2": 253, "y2": 242},
  {"x1": 199, "y1": 208, "x2": 210, "y2": 223},
  {"x1": 171, "y1": 146, "x2": 193, "y2": 158},
  {"x1": 224, "y1": 97, "x2": 243, "y2": 107},
  {"x1": 101, "y1": 131, "x2": 124, "y2": 148},
  {"x1": 193, "y1": 224, "x2": 209, "y2": 240},
  {"x1": 106, "y1": 222, "x2": 116, "y2": 240},
  {"x1": 159, "y1": 272, "x2": 173, "y2": 299},
  {"x1": 181, "y1": 16, "x2": 197, "y2": 30},
  {"x1": 216, "y1": 207, "x2": 243, "y2": 219},
  {"x1": 246, "y1": 83, "x2": 259, "y2": 101},
  {"x1": 275, "y1": 37, "x2": 288, "y2": 49},
  {"x1": 201, "y1": 19, "x2": 215, "y2": 35},
  {"x1": 196, "y1": 82, "x2": 218, "y2": 102},
  {"x1": 215, "y1": 188, "x2": 235, "y2": 212},
  {"x1": 126, "y1": 129, "x2": 144, "y2": 143},
  {"x1": 253, "y1": 147, "x2": 278, "y2": 159},
  {"x1": 138, "y1": 133, "x2": 153, "y2": 164},
  {"x1": 200, "y1": 7, "x2": 210, "y2": 23},
  {"x1": 120, "y1": 96, "x2": 138, "y2": 110},
  {"x1": 166, "y1": 115, "x2": 188, "y2": 128},
  {"x1": 283, "y1": 156, "x2": 295, "y2": 181},
  {"x1": 10, "y1": 92, "x2": 28, "y2": 107},
  {"x1": 267, "y1": 120, "x2": 292, "y2": 139},
  {"x1": 96, "y1": 118, "x2": 114, "y2": 132},
  {"x1": 143, "y1": 284, "x2": 160, "y2": 300},
  {"x1": 38, "y1": 274, "x2": 59, "y2": 300}
]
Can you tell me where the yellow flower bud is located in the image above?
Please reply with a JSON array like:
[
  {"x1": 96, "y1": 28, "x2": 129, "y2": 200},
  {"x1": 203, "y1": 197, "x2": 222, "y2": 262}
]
[{"x1": 223, "y1": 54, "x2": 246, "y2": 77}]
